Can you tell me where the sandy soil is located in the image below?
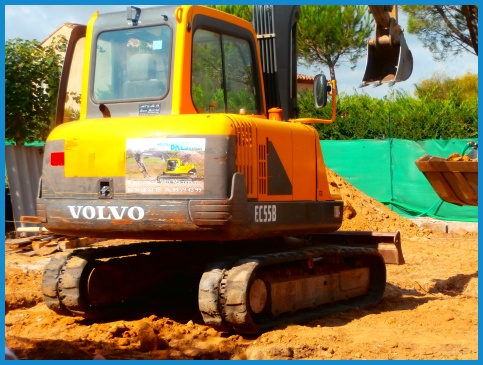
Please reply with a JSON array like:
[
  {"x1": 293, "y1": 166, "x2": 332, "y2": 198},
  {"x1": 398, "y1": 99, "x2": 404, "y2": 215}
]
[{"x1": 4, "y1": 170, "x2": 478, "y2": 360}]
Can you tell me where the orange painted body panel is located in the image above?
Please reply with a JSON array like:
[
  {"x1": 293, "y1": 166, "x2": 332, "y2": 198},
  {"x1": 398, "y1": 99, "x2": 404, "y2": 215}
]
[
  {"x1": 255, "y1": 120, "x2": 293, "y2": 202},
  {"x1": 238, "y1": 116, "x2": 337, "y2": 203},
  {"x1": 292, "y1": 126, "x2": 317, "y2": 201},
  {"x1": 171, "y1": 6, "x2": 194, "y2": 114}
]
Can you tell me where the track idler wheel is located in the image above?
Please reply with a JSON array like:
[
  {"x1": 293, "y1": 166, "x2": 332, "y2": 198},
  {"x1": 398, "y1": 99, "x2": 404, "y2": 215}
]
[{"x1": 42, "y1": 251, "x2": 74, "y2": 316}]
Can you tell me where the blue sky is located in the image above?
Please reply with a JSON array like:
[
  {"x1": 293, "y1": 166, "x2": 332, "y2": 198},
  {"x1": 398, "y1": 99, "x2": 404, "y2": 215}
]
[{"x1": 4, "y1": 4, "x2": 478, "y2": 99}]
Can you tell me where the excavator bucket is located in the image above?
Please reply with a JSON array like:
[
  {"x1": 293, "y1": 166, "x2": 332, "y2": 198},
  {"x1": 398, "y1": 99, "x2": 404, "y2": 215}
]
[
  {"x1": 415, "y1": 155, "x2": 478, "y2": 206},
  {"x1": 361, "y1": 35, "x2": 413, "y2": 87}
]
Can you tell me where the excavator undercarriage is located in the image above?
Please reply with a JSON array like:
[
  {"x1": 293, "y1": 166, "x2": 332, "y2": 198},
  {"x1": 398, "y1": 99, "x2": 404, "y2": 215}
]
[{"x1": 42, "y1": 233, "x2": 403, "y2": 334}]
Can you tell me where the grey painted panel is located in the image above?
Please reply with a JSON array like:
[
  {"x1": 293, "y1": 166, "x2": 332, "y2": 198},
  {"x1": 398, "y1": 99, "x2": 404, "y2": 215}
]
[{"x1": 5, "y1": 145, "x2": 43, "y2": 230}]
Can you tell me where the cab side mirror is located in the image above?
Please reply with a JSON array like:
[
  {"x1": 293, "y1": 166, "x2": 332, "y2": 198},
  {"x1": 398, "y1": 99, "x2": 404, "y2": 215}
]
[{"x1": 313, "y1": 73, "x2": 329, "y2": 109}]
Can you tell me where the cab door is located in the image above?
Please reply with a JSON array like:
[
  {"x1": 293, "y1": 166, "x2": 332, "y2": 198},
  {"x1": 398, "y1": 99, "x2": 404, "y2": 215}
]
[{"x1": 56, "y1": 25, "x2": 86, "y2": 126}]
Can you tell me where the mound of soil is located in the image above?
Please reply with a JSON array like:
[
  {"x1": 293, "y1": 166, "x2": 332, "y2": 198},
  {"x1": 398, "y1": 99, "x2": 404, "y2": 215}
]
[
  {"x1": 326, "y1": 169, "x2": 422, "y2": 237},
  {"x1": 446, "y1": 152, "x2": 478, "y2": 162}
]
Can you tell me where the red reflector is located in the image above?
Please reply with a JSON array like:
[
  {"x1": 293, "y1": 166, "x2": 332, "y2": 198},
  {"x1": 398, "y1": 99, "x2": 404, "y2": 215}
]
[{"x1": 51, "y1": 152, "x2": 65, "y2": 166}]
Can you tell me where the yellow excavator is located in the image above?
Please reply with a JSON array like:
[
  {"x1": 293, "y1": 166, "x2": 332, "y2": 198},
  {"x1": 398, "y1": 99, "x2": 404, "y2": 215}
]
[
  {"x1": 38, "y1": 5, "x2": 411, "y2": 334},
  {"x1": 162, "y1": 158, "x2": 197, "y2": 177}
]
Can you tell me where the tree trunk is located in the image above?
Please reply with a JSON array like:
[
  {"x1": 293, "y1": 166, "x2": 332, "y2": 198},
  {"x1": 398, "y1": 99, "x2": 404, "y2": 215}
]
[
  {"x1": 462, "y1": 5, "x2": 478, "y2": 55},
  {"x1": 12, "y1": 117, "x2": 24, "y2": 146}
]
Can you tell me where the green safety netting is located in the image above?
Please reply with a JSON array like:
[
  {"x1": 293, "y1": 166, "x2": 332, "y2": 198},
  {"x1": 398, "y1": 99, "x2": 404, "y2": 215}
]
[{"x1": 321, "y1": 138, "x2": 478, "y2": 222}]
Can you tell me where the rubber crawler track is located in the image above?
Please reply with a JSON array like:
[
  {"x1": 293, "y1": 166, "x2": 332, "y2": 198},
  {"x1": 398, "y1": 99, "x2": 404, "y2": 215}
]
[
  {"x1": 200, "y1": 245, "x2": 386, "y2": 334},
  {"x1": 41, "y1": 241, "x2": 171, "y2": 319},
  {"x1": 41, "y1": 251, "x2": 73, "y2": 316}
]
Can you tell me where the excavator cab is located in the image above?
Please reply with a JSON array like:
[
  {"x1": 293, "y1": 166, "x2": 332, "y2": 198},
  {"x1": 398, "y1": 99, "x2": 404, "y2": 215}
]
[
  {"x1": 361, "y1": 5, "x2": 413, "y2": 87},
  {"x1": 162, "y1": 158, "x2": 197, "y2": 177},
  {"x1": 166, "y1": 159, "x2": 178, "y2": 171}
]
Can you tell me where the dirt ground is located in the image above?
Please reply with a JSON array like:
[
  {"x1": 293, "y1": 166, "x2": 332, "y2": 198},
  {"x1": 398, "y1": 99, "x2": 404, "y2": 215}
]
[{"x1": 4, "y1": 170, "x2": 478, "y2": 360}]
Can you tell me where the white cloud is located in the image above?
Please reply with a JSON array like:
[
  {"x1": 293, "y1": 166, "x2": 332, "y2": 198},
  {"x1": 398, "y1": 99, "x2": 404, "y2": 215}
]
[
  {"x1": 5, "y1": 6, "x2": 52, "y2": 41},
  {"x1": 5, "y1": 5, "x2": 129, "y2": 41}
]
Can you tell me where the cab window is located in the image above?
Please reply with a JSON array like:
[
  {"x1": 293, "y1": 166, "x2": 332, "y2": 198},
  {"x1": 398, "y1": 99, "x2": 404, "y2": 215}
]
[
  {"x1": 191, "y1": 29, "x2": 257, "y2": 114},
  {"x1": 93, "y1": 25, "x2": 171, "y2": 103}
]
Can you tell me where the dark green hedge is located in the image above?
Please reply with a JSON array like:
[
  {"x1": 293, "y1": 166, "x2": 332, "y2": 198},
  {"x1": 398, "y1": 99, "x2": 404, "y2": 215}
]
[{"x1": 298, "y1": 89, "x2": 478, "y2": 140}]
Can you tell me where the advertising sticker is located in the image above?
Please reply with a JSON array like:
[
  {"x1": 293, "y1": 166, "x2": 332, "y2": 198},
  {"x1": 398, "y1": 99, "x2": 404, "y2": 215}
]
[{"x1": 126, "y1": 138, "x2": 205, "y2": 195}]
